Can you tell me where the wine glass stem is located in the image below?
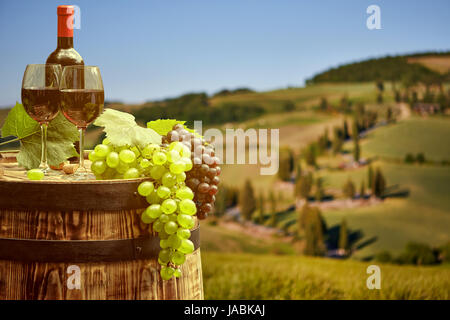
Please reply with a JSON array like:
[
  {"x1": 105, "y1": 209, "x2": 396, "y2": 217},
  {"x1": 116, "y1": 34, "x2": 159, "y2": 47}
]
[
  {"x1": 79, "y1": 127, "x2": 85, "y2": 170},
  {"x1": 40, "y1": 123, "x2": 48, "y2": 171}
]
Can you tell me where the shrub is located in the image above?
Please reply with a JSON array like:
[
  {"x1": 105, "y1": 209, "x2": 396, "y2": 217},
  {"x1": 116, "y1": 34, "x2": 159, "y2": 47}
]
[
  {"x1": 315, "y1": 178, "x2": 324, "y2": 202},
  {"x1": 377, "y1": 92, "x2": 383, "y2": 104},
  {"x1": 283, "y1": 101, "x2": 295, "y2": 112},
  {"x1": 239, "y1": 180, "x2": 256, "y2": 221},
  {"x1": 304, "y1": 144, "x2": 317, "y2": 167},
  {"x1": 416, "y1": 152, "x2": 426, "y2": 164},
  {"x1": 278, "y1": 147, "x2": 295, "y2": 181},
  {"x1": 438, "y1": 242, "x2": 450, "y2": 263},
  {"x1": 397, "y1": 242, "x2": 437, "y2": 265},
  {"x1": 404, "y1": 153, "x2": 415, "y2": 164},
  {"x1": 343, "y1": 178, "x2": 356, "y2": 199},
  {"x1": 375, "y1": 250, "x2": 393, "y2": 263},
  {"x1": 296, "y1": 172, "x2": 313, "y2": 200}
]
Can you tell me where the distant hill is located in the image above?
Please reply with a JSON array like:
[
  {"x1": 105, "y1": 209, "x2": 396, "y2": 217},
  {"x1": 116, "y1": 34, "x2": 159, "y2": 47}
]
[{"x1": 307, "y1": 51, "x2": 450, "y2": 84}]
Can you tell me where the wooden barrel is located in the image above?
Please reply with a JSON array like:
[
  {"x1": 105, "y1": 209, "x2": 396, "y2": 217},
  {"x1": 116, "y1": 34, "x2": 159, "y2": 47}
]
[{"x1": 0, "y1": 155, "x2": 203, "y2": 300}]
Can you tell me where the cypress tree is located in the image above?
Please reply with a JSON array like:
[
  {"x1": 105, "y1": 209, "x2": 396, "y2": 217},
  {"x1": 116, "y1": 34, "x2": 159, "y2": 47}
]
[
  {"x1": 368, "y1": 165, "x2": 374, "y2": 192},
  {"x1": 352, "y1": 117, "x2": 359, "y2": 138},
  {"x1": 353, "y1": 139, "x2": 360, "y2": 162},
  {"x1": 296, "y1": 171, "x2": 313, "y2": 200},
  {"x1": 305, "y1": 223, "x2": 317, "y2": 256},
  {"x1": 343, "y1": 178, "x2": 356, "y2": 199},
  {"x1": 214, "y1": 187, "x2": 227, "y2": 217},
  {"x1": 332, "y1": 127, "x2": 343, "y2": 154},
  {"x1": 340, "y1": 95, "x2": 351, "y2": 113},
  {"x1": 373, "y1": 168, "x2": 386, "y2": 198},
  {"x1": 278, "y1": 147, "x2": 294, "y2": 181},
  {"x1": 278, "y1": 190, "x2": 284, "y2": 204},
  {"x1": 386, "y1": 107, "x2": 393, "y2": 122},
  {"x1": 352, "y1": 118, "x2": 360, "y2": 162},
  {"x1": 295, "y1": 162, "x2": 302, "y2": 180},
  {"x1": 239, "y1": 180, "x2": 256, "y2": 220},
  {"x1": 324, "y1": 127, "x2": 330, "y2": 149},
  {"x1": 252, "y1": 193, "x2": 265, "y2": 224},
  {"x1": 376, "y1": 80, "x2": 384, "y2": 92},
  {"x1": 377, "y1": 92, "x2": 383, "y2": 104},
  {"x1": 303, "y1": 207, "x2": 326, "y2": 256},
  {"x1": 298, "y1": 202, "x2": 309, "y2": 231},
  {"x1": 304, "y1": 144, "x2": 317, "y2": 167},
  {"x1": 343, "y1": 119, "x2": 350, "y2": 140},
  {"x1": 360, "y1": 180, "x2": 365, "y2": 198},
  {"x1": 315, "y1": 177, "x2": 324, "y2": 202},
  {"x1": 338, "y1": 219, "x2": 349, "y2": 251},
  {"x1": 269, "y1": 211, "x2": 277, "y2": 227},
  {"x1": 320, "y1": 97, "x2": 328, "y2": 111},
  {"x1": 269, "y1": 190, "x2": 277, "y2": 213},
  {"x1": 269, "y1": 192, "x2": 277, "y2": 227}
]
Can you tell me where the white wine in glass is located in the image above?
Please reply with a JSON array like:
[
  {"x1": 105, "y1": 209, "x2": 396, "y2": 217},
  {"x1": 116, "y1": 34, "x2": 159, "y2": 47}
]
[{"x1": 60, "y1": 65, "x2": 104, "y2": 179}]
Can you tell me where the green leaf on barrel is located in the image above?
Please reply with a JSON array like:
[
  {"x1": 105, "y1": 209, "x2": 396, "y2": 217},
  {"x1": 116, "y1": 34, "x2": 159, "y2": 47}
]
[
  {"x1": 147, "y1": 119, "x2": 186, "y2": 136},
  {"x1": 147, "y1": 119, "x2": 203, "y2": 138},
  {"x1": 94, "y1": 108, "x2": 162, "y2": 148},
  {"x1": 1, "y1": 102, "x2": 79, "y2": 169}
]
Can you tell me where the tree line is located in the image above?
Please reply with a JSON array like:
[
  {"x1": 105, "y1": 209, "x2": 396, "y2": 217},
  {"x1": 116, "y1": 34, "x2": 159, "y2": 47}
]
[
  {"x1": 306, "y1": 52, "x2": 450, "y2": 85},
  {"x1": 132, "y1": 92, "x2": 265, "y2": 126}
]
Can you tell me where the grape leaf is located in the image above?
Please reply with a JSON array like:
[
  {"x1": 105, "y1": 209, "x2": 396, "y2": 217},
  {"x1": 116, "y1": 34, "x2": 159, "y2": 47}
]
[
  {"x1": 147, "y1": 119, "x2": 203, "y2": 138},
  {"x1": 146, "y1": 119, "x2": 185, "y2": 136},
  {"x1": 1, "y1": 102, "x2": 79, "y2": 169},
  {"x1": 93, "y1": 108, "x2": 136, "y2": 128},
  {"x1": 93, "y1": 108, "x2": 161, "y2": 147},
  {"x1": 1, "y1": 102, "x2": 39, "y2": 140}
]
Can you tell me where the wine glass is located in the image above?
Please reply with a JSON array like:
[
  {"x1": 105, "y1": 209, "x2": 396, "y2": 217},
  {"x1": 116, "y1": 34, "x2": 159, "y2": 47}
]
[
  {"x1": 60, "y1": 65, "x2": 104, "y2": 179},
  {"x1": 21, "y1": 64, "x2": 62, "y2": 174}
]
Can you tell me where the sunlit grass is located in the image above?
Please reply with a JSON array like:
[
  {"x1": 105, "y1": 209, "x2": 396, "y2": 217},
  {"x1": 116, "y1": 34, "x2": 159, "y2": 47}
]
[
  {"x1": 363, "y1": 117, "x2": 450, "y2": 162},
  {"x1": 202, "y1": 252, "x2": 450, "y2": 300}
]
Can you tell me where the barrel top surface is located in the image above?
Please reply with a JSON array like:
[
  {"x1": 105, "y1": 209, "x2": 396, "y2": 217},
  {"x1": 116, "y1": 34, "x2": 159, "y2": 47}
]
[{"x1": 0, "y1": 151, "x2": 149, "y2": 211}]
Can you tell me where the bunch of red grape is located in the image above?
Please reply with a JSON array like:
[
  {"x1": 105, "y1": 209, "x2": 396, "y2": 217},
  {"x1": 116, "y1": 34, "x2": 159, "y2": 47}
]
[{"x1": 163, "y1": 124, "x2": 221, "y2": 219}]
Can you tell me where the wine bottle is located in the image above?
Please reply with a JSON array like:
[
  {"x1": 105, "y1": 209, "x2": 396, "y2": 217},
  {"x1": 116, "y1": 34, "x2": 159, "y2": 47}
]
[
  {"x1": 46, "y1": 5, "x2": 84, "y2": 162},
  {"x1": 46, "y1": 5, "x2": 84, "y2": 67}
]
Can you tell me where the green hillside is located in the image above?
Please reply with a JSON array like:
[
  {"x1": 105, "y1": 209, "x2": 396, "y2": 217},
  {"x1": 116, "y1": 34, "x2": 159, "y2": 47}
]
[
  {"x1": 316, "y1": 162, "x2": 450, "y2": 258},
  {"x1": 199, "y1": 208, "x2": 450, "y2": 300},
  {"x1": 307, "y1": 51, "x2": 450, "y2": 84},
  {"x1": 210, "y1": 82, "x2": 383, "y2": 112},
  {"x1": 273, "y1": 116, "x2": 450, "y2": 258},
  {"x1": 200, "y1": 222, "x2": 296, "y2": 255},
  {"x1": 363, "y1": 117, "x2": 450, "y2": 162},
  {"x1": 202, "y1": 252, "x2": 450, "y2": 299}
]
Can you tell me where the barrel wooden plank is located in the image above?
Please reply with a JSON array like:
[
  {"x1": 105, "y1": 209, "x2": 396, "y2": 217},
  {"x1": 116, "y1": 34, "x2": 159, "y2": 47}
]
[{"x1": 0, "y1": 155, "x2": 204, "y2": 300}]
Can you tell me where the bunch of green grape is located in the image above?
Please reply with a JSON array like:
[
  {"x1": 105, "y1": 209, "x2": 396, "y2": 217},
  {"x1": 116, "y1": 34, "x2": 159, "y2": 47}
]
[{"x1": 89, "y1": 138, "x2": 197, "y2": 280}]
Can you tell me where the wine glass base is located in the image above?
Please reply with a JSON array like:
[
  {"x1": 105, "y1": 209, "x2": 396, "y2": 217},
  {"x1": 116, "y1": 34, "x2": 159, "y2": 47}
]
[
  {"x1": 72, "y1": 170, "x2": 96, "y2": 180},
  {"x1": 41, "y1": 167, "x2": 61, "y2": 177}
]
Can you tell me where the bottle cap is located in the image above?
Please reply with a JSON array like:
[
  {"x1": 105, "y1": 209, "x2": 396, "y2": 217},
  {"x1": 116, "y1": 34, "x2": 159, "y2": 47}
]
[
  {"x1": 57, "y1": 5, "x2": 74, "y2": 15},
  {"x1": 57, "y1": 5, "x2": 74, "y2": 37}
]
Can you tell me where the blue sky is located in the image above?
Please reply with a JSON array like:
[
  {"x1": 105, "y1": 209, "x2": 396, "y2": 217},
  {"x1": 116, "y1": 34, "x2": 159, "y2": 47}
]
[{"x1": 0, "y1": 0, "x2": 449, "y2": 106}]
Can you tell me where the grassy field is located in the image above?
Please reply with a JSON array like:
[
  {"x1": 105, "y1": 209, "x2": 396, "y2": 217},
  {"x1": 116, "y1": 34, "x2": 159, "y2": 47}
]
[
  {"x1": 210, "y1": 82, "x2": 391, "y2": 112},
  {"x1": 272, "y1": 116, "x2": 450, "y2": 258},
  {"x1": 202, "y1": 252, "x2": 450, "y2": 299},
  {"x1": 314, "y1": 162, "x2": 450, "y2": 258},
  {"x1": 363, "y1": 117, "x2": 450, "y2": 162},
  {"x1": 407, "y1": 55, "x2": 450, "y2": 74},
  {"x1": 219, "y1": 111, "x2": 343, "y2": 189},
  {"x1": 200, "y1": 212, "x2": 448, "y2": 300},
  {"x1": 200, "y1": 222, "x2": 296, "y2": 255}
]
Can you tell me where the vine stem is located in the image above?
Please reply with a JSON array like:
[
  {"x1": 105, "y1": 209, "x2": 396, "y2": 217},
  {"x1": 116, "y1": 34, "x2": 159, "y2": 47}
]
[{"x1": 0, "y1": 137, "x2": 20, "y2": 147}]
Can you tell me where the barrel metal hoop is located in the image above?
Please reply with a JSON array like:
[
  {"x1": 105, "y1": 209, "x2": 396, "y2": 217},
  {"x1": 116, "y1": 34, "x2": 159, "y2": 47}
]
[{"x1": 0, "y1": 227, "x2": 200, "y2": 263}]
